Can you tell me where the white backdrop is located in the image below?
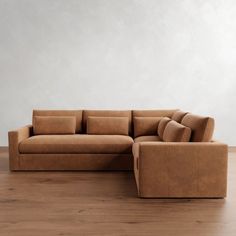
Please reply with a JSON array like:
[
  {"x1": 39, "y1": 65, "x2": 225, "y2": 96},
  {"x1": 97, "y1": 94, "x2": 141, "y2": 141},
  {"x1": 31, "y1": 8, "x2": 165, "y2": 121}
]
[{"x1": 0, "y1": 0, "x2": 236, "y2": 146}]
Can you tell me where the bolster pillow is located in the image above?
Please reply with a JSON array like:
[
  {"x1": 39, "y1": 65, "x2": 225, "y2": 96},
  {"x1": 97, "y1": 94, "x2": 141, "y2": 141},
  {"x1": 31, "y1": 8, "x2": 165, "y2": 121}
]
[
  {"x1": 33, "y1": 116, "x2": 76, "y2": 135},
  {"x1": 87, "y1": 116, "x2": 129, "y2": 135},
  {"x1": 181, "y1": 113, "x2": 214, "y2": 142},
  {"x1": 157, "y1": 117, "x2": 172, "y2": 140},
  {"x1": 163, "y1": 120, "x2": 191, "y2": 142}
]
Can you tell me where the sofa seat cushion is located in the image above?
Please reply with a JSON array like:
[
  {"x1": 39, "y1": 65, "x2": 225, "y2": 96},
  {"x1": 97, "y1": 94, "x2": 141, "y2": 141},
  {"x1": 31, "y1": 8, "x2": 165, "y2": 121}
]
[
  {"x1": 134, "y1": 135, "x2": 162, "y2": 143},
  {"x1": 19, "y1": 135, "x2": 134, "y2": 154}
]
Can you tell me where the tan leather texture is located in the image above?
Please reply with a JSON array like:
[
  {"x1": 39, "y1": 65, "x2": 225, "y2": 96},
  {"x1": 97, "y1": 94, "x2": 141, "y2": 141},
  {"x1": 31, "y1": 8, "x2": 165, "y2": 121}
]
[
  {"x1": 33, "y1": 116, "x2": 76, "y2": 135},
  {"x1": 181, "y1": 113, "x2": 215, "y2": 142},
  {"x1": 19, "y1": 134, "x2": 134, "y2": 154},
  {"x1": 133, "y1": 117, "x2": 162, "y2": 138},
  {"x1": 33, "y1": 110, "x2": 83, "y2": 133},
  {"x1": 87, "y1": 116, "x2": 129, "y2": 135},
  {"x1": 157, "y1": 117, "x2": 172, "y2": 140},
  {"x1": 163, "y1": 120, "x2": 191, "y2": 142}
]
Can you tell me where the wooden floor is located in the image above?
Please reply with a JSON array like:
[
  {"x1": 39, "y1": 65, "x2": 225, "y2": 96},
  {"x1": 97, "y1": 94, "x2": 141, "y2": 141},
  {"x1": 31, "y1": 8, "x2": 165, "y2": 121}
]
[{"x1": 0, "y1": 148, "x2": 236, "y2": 236}]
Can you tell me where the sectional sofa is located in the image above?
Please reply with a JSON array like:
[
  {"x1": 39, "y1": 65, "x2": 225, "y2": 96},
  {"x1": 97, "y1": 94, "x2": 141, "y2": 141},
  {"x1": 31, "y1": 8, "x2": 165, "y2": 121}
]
[{"x1": 8, "y1": 109, "x2": 228, "y2": 198}]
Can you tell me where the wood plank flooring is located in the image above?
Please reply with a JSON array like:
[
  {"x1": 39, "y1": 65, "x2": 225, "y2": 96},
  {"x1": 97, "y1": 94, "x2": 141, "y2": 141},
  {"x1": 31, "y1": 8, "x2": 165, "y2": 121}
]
[{"x1": 0, "y1": 147, "x2": 236, "y2": 236}]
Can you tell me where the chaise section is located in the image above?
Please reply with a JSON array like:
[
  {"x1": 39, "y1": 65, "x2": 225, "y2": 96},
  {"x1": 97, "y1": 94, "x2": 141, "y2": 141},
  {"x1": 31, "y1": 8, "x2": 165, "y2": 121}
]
[
  {"x1": 19, "y1": 135, "x2": 134, "y2": 154},
  {"x1": 134, "y1": 142, "x2": 228, "y2": 198}
]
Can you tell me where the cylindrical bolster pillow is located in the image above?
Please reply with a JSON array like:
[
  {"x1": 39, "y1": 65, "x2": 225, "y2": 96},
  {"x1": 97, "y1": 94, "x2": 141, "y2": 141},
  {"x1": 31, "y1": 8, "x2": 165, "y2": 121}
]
[
  {"x1": 157, "y1": 117, "x2": 172, "y2": 140},
  {"x1": 163, "y1": 120, "x2": 191, "y2": 142},
  {"x1": 181, "y1": 113, "x2": 214, "y2": 142},
  {"x1": 87, "y1": 116, "x2": 129, "y2": 135},
  {"x1": 33, "y1": 116, "x2": 76, "y2": 135}
]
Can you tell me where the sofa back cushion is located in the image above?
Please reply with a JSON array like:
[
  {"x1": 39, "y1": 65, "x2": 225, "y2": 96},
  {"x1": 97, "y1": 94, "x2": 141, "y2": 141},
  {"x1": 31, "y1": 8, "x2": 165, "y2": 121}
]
[
  {"x1": 157, "y1": 117, "x2": 172, "y2": 140},
  {"x1": 87, "y1": 116, "x2": 129, "y2": 135},
  {"x1": 181, "y1": 113, "x2": 214, "y2": 142},
  {"x1": 133, "y1": 117, "x2": 162, "y2": 138},
  {"x1": 33, "y1": 110, "x2": 82, "y2": 133},
  {"x1": 83, "y1": 110, "x2": 132, "y2": 134},
  {"x1": 132, "y1": 109, "x2": 177, "y2": 118},
  {"x1": 163, "y1": 120, "x2": 191, "y2": 142},
  {"x1": 33, "y1": 116, "x2": 76, "y2": 135},
  {"x1": 172, "y1": 110, "x2": 188, "y2": 123}
]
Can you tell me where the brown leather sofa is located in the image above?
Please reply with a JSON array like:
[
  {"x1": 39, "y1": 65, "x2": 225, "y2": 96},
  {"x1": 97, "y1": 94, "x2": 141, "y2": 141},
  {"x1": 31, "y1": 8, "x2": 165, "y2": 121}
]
[{"x1": 8, "y1": 109, "x2": 228, "y2": 198}]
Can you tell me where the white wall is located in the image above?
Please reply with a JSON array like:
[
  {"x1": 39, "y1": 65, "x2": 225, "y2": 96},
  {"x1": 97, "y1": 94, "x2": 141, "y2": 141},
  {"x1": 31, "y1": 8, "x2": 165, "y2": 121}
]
[{"x1": 0, "y1": 0, "x2": 236, "y2": 146}]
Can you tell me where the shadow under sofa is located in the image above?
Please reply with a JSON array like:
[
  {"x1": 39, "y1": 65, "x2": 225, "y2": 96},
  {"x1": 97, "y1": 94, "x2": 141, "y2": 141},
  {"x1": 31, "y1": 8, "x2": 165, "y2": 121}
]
[{"x1": 8, "y1": 109, "x2": 228, "y2": 198}]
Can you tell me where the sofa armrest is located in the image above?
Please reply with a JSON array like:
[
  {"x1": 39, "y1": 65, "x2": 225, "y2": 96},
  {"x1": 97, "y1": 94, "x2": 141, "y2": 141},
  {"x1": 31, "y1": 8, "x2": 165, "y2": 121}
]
[
  {"x1": 8, "y1": 125, "x2": 33, "y2": 170},
  {"x1": 137, "y1": 141, "x2": 228, "y2": 198}
]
